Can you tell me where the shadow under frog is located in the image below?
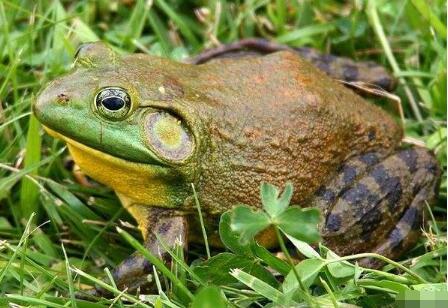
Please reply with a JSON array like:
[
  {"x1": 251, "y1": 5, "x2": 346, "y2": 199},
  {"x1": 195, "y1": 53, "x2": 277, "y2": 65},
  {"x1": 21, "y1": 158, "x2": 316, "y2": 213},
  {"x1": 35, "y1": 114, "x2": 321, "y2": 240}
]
[{"x1": 33, "y1": 40, "x2": 440, "y2": 295}]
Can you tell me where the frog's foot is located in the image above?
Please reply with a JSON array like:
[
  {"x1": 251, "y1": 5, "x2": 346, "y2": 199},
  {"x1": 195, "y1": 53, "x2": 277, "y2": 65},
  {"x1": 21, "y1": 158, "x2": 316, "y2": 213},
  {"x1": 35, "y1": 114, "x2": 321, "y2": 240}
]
[
  {"x1": 312, "y1": 147, "x2": 440, "y2": 268},
  {"x1": 88, "y1": 209, "x2": 188, "y2": 297}
]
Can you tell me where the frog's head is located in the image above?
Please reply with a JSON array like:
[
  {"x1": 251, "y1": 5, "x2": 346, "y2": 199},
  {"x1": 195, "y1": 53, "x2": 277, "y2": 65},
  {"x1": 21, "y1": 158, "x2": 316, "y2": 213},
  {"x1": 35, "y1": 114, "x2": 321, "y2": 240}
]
[{"x1": 34, "y1": 42, "x2": 202, "y2": 207}]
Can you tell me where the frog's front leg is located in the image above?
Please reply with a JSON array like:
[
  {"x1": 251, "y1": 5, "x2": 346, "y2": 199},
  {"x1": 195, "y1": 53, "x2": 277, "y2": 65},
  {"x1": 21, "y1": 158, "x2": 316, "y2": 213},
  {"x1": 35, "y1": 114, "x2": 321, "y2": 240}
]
[
  {"x1": 311, "y1": 147, "x2": 440, "y2": 268},
  {"x1": 92, "y1": 203, "x2": 188, "y2": 296}
]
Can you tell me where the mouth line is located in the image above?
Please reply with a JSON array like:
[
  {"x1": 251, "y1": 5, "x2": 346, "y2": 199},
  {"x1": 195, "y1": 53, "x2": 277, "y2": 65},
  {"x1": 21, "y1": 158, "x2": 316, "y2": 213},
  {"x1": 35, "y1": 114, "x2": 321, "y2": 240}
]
[{"x1": 43, "y1": 126, "x2": 164, "y2": 168}]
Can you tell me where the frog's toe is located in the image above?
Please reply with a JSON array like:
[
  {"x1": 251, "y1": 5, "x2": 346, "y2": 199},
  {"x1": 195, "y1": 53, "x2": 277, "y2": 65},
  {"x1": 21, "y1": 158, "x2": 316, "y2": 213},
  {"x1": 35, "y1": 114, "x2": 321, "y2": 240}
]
[
  {"x1": 313, "y1": 147, "x2": 440, "y2": 267},
  {"x1": 102, "y1": 211, "x2": 187, "y2": 297},
  {"x1": 110, "y1": 253, "x2": 154, "y2": 294},
  {"x1": 74, "y1": 254, "x2": 153, "y2": 299}
]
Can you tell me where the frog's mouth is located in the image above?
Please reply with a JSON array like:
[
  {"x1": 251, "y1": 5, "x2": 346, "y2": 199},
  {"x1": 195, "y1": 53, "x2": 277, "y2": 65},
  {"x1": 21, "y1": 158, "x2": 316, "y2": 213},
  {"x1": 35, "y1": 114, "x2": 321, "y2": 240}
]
[
  {"x1": 43, "y1": 126, "x2": 153, "y2": 169},
  {"x1": 43, "y1": 126, "x2": 176, "y2": 206},
  {"x1": 43, "y1": 126, "x2": 169, "y2": 181}
]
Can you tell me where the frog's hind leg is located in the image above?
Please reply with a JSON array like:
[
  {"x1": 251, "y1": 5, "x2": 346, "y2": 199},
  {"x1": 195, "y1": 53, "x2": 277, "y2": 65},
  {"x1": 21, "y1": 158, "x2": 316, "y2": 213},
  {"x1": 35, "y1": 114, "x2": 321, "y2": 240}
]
[
  {"x1": 312, "y1": 147, "x2": 440, "y2": 268},
  {"x1": 87, "y1": 203, "x2": 188, "y2": 297}
]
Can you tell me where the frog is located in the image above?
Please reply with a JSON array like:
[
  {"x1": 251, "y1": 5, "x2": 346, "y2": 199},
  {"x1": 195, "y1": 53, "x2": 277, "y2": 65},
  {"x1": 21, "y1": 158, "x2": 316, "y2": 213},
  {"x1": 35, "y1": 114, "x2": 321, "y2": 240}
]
[{"x1": 33, "y1": 40, "x2": 440, "y2": 294}]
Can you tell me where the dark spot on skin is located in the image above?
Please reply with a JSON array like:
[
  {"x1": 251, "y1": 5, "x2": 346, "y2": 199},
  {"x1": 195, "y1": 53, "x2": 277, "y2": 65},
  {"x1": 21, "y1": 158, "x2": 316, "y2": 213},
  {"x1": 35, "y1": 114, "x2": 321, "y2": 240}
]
[
  {"x1": 402, "y1": 207, "x2": 422, "y2": 230},
  {"x1": 371, "y1": 165, "x2": 403, "y2": 211},
  {"x1": 342, "y1": 165, "x2": 358, "y2": 185},
  {"x1": 343, "y1": 64, "x2": 359, "y2": 81},
  {"x1": 366, "y1": 192, "x2": 380, "y2": 205},
  {"x1": 342, "y1": 183, "x2": 381, "y2": 218},
  {"x1": 425, "y1": 161, "x2": 439, "y2": 175},
  {"x1": 157, "y1": 221, "x2": 172, "y2": 234},
  {"x1": 388, "y1": 228, "x2": 403, "y2": 250},
  {"x1": 375, "y1": 77, "x2": 393, "y2": 90},
  {"x1": 321, "y1": 54, "x2": 337, "y2": 63},
  {"x1": 142, "y1": 259, "x2": 152, "y2": 272},
  {"x1": 342, "y1": 183, "x2": 370, "y2": 206},
  {"x1": 325, "y1": 213, "x2": 342, "y2": 232},
  {"x1": 360, "y1": 207, "x2": 382, "y2": 241},
  {"x1": 385, "y1": 180, "x2": 402, "y2": 210},
  {"x1": 316, "y1": 186, "x2": 336, "y2": 204},
  {"x1": 315, "y1": 61, "x2": 331, "y2": 74},
  {"x1": 371, "y1": 165, "x2": 389, "y2": 187},
  {"x1": 359, "y1": 152, "x2": 379, "y2": 166},
  {"x1": 398, "y1": 149, "x2": 418, "y2": 173},
  {"x1": 368, "y1": 129, "x2": 376, "y2": 141}
]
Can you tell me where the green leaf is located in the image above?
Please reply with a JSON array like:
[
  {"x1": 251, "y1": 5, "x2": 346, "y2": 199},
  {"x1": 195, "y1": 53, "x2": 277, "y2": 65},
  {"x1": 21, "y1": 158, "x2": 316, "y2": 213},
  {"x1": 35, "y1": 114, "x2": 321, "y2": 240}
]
[
  {"x1": 413, "y1": 283, "x2": 447, "y2": 292},
  {"x1": 276, "y1": 23, "x2": 336, "y2": 44},
  {"x1": 326, "y1": 249, "x2": 355, "y2": 278},
  {"x1": 260, "y1": 182, "x2": 280, "y2": 216},
  {"x1": 230, "y1": 205, "x2": 270, "y2": 244},
  {"x1": 191, "y1": 286, "x2": 228, "y2": 308},
  {"x1": 358, "y1": 279, "x2": 410, "y2": 294},
  {"x1": 260, "y1": 182, "x2": 293, "y2": 218},
  {"x1": 286, "y1": 234, "x2": 321, "y2": 259},
  {"x1": 219, "y1": 211, "x2": 253, "y2": 256},
  {"x1": 277, "y1": 207, "x2": 321, "y2": 243},
  {"x1": 193, "y1": 252, "x2": 278, "y2": 287},
  {"x1": 283, "y1": 258, "x2": 326, "y2": 293},
  {"x1": 71, "y1": 18, "x2": 100, "y2": 42},
  {"x1": 252, "y1": 243, "x2": 291, "y2": 275}
]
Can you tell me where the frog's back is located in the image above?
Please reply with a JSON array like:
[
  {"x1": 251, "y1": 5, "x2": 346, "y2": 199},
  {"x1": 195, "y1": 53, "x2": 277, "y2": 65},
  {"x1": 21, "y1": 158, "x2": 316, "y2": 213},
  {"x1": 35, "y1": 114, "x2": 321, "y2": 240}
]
[{"x1": 186, "y1": 51, "x2": 402, "y2": 212}]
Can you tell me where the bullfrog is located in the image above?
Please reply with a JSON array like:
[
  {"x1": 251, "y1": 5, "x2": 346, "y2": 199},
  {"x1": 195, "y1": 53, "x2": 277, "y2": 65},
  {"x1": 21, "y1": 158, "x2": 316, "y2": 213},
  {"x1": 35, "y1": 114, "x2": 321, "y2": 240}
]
[{"x1": 33, "y1": 40, "x2": 440, "y2": 293}]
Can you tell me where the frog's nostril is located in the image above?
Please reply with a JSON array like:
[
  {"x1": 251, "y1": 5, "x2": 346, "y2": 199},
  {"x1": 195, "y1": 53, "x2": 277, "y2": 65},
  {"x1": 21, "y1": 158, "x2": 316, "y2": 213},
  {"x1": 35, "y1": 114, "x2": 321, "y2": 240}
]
[{"x1": 56, "y1": 93, "x2": 70, "y2": 104}]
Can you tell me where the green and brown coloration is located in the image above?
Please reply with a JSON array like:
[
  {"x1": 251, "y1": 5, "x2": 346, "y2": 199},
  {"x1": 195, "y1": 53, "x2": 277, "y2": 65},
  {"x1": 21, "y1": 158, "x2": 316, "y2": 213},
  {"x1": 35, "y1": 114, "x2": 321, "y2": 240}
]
[{"x1": 33, "y1": 40, "x2": 440, "y2": 294}]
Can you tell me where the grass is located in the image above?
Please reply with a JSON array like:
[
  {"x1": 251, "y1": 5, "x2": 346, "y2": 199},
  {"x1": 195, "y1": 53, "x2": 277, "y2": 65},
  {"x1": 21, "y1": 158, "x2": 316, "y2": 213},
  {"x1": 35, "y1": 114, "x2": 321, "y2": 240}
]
[{"x1": 0, "y1": 0, "x2": 446, "y2": 307}]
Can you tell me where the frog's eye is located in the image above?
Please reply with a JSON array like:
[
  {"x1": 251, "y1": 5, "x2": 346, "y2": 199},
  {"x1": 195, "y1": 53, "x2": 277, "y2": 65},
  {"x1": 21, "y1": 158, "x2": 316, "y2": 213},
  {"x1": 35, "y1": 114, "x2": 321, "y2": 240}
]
[
  {"x1": 144, "y1": 112, "x2": 194, "y2": 162},
  {"x1": 95, "y1": 87, "x2": 131, "y2": 120}
]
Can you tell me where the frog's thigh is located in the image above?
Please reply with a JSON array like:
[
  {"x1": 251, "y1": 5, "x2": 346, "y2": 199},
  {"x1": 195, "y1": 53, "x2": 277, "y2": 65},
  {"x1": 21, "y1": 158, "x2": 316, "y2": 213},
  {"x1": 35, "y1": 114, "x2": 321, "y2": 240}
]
[{"x1": 312, "y1": 147, "x2": 439, "y2": 265}]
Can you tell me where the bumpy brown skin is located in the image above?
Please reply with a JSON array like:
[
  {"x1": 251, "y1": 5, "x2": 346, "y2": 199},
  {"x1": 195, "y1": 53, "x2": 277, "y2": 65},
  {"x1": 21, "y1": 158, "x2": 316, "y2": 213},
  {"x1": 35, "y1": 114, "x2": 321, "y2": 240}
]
[{"x1": 190, "y1": 51, "x2": 402, "y2": 214}]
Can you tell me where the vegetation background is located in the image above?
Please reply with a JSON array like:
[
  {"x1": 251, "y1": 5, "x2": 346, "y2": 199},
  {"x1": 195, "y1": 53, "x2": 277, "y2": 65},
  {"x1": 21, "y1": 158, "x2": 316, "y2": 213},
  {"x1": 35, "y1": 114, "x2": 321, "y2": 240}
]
[{"x1": 0, "y1": 0, "x2": 446, "y2": 307}]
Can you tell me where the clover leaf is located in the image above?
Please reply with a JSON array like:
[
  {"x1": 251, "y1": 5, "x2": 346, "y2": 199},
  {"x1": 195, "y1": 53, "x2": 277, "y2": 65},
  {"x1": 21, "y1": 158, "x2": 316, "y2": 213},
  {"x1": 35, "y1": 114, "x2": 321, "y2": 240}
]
[
  {"x1": 230, "y1": 182, "x2": 321, "y2": 245},
  {"x1": 230, "y1": 205, "x2": 270, "y2": 244}
]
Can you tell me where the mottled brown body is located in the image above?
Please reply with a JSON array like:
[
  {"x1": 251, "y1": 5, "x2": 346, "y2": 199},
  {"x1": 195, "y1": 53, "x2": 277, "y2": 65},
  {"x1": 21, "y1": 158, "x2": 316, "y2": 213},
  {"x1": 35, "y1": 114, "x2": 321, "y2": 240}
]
[{"x1": 190, "y1": 51, "x2": 402, "y2": 214}]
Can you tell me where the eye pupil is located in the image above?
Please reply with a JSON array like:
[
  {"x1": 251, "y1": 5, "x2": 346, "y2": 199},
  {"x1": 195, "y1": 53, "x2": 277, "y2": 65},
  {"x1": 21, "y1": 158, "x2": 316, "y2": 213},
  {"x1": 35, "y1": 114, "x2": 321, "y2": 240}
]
[
  {"x1": 102, "y1": 96, "x2": 125, "y2": 111},
  {"x1": 95, "y1": 87, "x2": 131, "y2": 120}
]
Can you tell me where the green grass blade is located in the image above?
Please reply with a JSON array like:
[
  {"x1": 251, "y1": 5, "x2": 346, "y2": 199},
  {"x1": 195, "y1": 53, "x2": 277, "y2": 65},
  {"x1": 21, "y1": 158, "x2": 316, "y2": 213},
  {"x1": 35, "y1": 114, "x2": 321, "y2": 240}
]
[
  {"x1": 19, "y1": 114, "x2": 42, "y2": 219},
  {"x1": 230, "y1": 268, "x2": 293, "y2": 306},
  {"x1": 410, "y1": 0, "x2": 447, "y2": 39}
]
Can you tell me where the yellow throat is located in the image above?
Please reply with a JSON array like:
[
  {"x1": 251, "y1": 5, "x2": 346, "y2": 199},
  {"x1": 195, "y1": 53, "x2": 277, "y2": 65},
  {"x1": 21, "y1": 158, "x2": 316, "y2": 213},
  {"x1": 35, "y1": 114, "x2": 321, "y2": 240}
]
[{"x1": 44, "y1": 126, "x2": 173, "y2": 207}]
